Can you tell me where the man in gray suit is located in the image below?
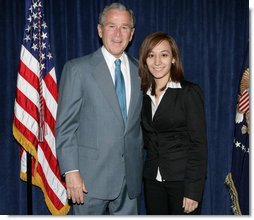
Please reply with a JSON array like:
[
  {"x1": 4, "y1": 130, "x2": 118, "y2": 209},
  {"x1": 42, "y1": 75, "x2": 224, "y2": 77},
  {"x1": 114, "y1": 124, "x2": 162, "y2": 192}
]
[{"x1": 55, "y1": 2, "x2": 143, "y2": 215}]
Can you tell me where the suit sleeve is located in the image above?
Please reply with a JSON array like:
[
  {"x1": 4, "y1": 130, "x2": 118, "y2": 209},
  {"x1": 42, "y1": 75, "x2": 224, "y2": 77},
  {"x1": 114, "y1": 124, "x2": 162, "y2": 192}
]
[
  {"x1": 183, "y1": 84, "x2": 208, "y2": 202},
  {"x1": 55, "y1": 61, "x2": 83, "y2": 175}
]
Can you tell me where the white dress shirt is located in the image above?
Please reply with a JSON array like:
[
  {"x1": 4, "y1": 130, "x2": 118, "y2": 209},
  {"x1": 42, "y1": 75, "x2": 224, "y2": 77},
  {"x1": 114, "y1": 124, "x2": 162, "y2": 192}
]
[{"x1": 101, "y1": 46, "x2": 131, "y2": 114}]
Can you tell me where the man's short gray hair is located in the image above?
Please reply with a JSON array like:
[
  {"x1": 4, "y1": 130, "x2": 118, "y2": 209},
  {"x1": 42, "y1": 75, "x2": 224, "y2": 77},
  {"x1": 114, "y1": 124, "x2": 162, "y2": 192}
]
[{"x1": 99, "y1": 2, "x2": 135, "y2": 28}]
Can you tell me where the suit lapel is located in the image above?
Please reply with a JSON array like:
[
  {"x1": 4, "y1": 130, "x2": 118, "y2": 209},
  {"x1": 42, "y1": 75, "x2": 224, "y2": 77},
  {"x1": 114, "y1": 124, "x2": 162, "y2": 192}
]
[
  {"x1": 142, "y1": 94, "x2": 155, "y2": 132},
  {"x1": 143, "y1": 95, "x2": 152, "y2": 122},
  {"x1": 125, "y1": 56, "x2": 140, "y2": 130},
  {"x1": 91, "y1": 49, "x2": 123, "y2": 125},
  {"x1": 153, "y1": 88, "x2": 180, "y2": 123}
]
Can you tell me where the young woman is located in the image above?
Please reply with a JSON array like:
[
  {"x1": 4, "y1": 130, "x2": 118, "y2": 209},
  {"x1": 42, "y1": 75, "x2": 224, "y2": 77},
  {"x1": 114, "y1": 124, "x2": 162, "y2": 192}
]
[{"x1": 139, "y1": 32, "x2": 208, "y2": 215}]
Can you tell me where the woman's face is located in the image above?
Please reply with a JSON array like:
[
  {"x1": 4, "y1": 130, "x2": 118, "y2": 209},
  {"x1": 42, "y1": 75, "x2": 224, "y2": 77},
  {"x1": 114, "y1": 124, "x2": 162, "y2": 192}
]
[{"x1": 146, "y1": 40, "x2": 175, "y2": 81}]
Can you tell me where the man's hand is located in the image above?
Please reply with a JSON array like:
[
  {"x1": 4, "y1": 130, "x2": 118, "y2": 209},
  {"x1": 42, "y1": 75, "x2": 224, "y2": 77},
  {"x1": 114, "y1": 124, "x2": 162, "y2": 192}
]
[
  {"x1": 182, "y1": 197, "x2": 198, "y2": 214},
  {"x1": 65, "y1": 171, "x2": 87, "y2": 204}
]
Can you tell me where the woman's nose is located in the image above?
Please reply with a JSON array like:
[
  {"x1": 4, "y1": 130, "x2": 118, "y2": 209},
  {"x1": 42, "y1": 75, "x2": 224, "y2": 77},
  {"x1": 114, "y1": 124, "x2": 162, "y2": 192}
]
[{"x1": 154, "y1": 55, "x2": 161, "y2": 65}]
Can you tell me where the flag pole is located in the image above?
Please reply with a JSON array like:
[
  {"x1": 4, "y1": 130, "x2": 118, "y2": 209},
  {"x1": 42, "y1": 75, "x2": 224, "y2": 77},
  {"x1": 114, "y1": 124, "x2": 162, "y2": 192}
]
[
  {"x1": 24, "y1": 0, "x2": 33, "y2": 214},
  {"x1": 27, "y1": 152, "x2": 33, "y2": 214}
]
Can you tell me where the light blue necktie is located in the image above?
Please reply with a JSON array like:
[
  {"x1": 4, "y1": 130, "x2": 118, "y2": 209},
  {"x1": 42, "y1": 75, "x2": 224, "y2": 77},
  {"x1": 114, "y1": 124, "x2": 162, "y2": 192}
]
[{"x1": 114, "y1": 59, "x2": 127, "y2": 126}]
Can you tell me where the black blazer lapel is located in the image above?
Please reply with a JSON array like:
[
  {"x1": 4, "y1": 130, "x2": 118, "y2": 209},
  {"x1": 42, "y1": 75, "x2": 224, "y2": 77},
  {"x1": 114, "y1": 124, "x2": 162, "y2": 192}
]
[
  {"x1": 142, "y1": 95, "x2": 154, "y2": 131},
  {"x1": 152, "y1": 88, "x2": 181, "y2": 127}
]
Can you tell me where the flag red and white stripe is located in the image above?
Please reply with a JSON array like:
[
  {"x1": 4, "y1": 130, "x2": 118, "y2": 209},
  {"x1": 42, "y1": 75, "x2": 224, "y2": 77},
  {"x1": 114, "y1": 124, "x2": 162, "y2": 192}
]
[
  {"x1": 238, "y1": 89, "x2": 249, "y2": 113},
  {"x1": 13, "y1": 0, "x2": 70, "y2": 215}
]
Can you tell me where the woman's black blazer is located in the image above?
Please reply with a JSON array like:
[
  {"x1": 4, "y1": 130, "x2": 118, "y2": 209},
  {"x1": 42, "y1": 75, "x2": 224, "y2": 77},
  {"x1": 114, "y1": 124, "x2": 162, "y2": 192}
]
[{"x1": 141, "y1": 80, "x2": 208, "y2": 202}]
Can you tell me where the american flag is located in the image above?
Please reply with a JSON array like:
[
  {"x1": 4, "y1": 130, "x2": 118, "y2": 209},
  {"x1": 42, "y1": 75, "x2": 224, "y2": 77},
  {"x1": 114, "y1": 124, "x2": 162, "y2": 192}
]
[
  {"x1": 12, "y1": 0, "x2": 70, "y2": 215},
  {"x1": 225, "y1": 45, "x2": 249, "y2": 215}
]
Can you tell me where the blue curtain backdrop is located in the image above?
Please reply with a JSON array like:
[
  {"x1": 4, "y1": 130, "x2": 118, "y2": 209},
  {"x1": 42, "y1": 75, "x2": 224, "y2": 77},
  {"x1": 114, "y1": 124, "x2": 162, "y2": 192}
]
[{"x1": 0, "y1": 0, "x2": 248, "y2": 215}]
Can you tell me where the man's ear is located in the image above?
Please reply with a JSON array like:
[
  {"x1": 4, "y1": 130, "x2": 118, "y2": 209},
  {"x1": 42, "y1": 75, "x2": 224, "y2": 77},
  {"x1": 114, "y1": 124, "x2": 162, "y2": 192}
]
[{"x1": 97, "y1": 24, "x2": 102, "y2": 38}]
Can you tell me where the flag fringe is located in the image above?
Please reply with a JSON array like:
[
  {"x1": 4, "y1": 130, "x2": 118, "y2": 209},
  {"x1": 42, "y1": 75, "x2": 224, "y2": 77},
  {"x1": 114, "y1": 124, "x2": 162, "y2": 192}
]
[
  {"x1": 13, "y1": 123, "x2": 70, "y2": 215},
  {"x1": 225, "y1": 172, "x2": 242, "y2": 215},
  {"x1": 20, "y1": 171, "x2": 70, "y2": 215},
  {"x1": 13, "y1": 123, "x2": 39, "y2": 170}
]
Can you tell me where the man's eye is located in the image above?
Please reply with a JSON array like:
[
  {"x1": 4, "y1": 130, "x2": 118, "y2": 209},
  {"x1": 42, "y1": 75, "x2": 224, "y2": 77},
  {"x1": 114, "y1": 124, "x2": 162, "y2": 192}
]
[{"x1": 121, "y1": 26, "x2": 129, "y2": 30}]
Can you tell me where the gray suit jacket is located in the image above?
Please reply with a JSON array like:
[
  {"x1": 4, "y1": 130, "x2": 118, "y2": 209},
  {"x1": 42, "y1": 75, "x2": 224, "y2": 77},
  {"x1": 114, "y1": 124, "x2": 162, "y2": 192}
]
[{"x1": 55, "y1": 48, "x2": 143, "y2": 200}]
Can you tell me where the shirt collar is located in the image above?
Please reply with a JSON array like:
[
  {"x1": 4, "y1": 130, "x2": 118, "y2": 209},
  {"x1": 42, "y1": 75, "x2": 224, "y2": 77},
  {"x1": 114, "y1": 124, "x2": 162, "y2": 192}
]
[
  {"x1": 146, "y1": 81, "x2": 182, "y2": 96},
  {"x1": 101, "y1": 46, "x2": 127, "y2": 69},
  {"x1": 167, "y1": 81, "x2": 182, "y2": 89}
]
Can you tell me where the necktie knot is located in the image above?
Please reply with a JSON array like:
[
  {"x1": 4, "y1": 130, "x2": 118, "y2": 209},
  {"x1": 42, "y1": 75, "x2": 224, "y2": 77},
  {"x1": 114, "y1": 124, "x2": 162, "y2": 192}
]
[{"x1": 115, "y1": 59, "x2": 121, "y2": 67}]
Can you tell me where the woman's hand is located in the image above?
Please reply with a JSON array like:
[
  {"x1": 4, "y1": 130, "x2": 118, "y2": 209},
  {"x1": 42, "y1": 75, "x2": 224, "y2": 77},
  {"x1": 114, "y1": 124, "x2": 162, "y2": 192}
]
[{"x1": 182, "y1": 197, "x2": 198, "y2": 213}]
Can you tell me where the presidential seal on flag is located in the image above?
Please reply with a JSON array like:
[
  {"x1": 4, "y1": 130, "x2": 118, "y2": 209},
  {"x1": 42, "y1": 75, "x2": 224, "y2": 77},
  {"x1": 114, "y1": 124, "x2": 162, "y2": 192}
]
[{"x1": 238, "y1": 68, "x2": 249, "y2": 134}]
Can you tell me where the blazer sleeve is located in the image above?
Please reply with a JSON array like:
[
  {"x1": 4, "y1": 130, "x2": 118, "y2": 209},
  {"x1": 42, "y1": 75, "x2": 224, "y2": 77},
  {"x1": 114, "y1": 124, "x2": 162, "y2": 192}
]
[
  {"x1": 183, "y1": 84, "x2": 208, "y2": 202},
  {"x1": 55, "y1": 60, "x2": 83, "y2": 175}
]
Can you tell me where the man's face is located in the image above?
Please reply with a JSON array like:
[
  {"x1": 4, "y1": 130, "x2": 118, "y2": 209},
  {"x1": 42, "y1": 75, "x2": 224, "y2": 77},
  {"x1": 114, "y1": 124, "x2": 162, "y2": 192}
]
[{"x1": 97, "y1": 9, "x2": 135, "y2": 58}]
